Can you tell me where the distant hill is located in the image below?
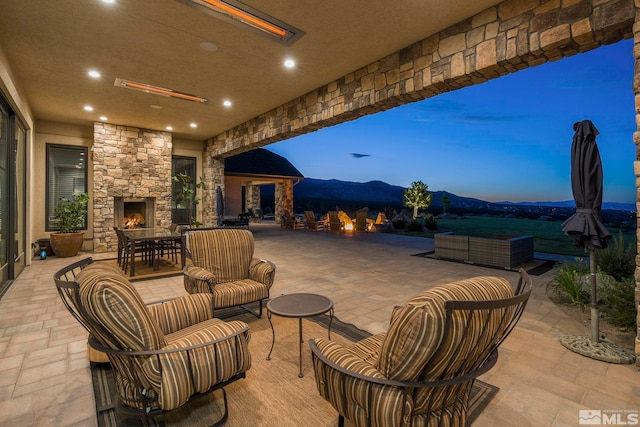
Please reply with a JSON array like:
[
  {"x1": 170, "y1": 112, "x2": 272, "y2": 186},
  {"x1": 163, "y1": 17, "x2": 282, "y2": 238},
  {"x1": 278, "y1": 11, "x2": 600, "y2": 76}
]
[
  {"x1": 497, "y1": 200, "x2": 636, "y2": 212},
  {"x1": 261, "y1": 178, "x2": 636, "y2": 217}
]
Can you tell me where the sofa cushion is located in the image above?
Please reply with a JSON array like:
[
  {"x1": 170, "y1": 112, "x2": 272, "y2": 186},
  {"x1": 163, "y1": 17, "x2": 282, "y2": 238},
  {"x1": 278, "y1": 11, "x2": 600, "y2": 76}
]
[
  {"x1": 188, "y1": 229, "x2": 253, "y2": 283},
  {"x1": 76, "y1": 263, "x2": 166, "y2": 351}
]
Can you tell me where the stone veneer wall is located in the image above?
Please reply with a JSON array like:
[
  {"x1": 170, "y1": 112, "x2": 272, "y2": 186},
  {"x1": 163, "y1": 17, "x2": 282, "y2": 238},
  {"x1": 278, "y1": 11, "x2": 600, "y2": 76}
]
[
  {"x1": 92, "y1": 123, "x2": 173, "y2": 252},
  {"x1": 199, "y1": 0, "x2": 639, "y2": 361}
]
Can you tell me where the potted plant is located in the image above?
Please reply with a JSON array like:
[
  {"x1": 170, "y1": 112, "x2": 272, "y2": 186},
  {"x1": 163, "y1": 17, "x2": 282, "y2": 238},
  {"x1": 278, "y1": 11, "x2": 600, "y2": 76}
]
[
  {"x1": 171, "y1": 172, "x2": 206, "y2": 227},
  {"x1": 50, "y1": 192, "x2": 89, "y2": 257}
]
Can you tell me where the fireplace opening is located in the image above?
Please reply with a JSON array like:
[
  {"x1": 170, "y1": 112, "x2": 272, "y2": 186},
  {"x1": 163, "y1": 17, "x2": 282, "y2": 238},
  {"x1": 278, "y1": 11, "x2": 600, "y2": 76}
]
[{"x1": 114, "y1": 197, "x2": 156, "y2": 229}]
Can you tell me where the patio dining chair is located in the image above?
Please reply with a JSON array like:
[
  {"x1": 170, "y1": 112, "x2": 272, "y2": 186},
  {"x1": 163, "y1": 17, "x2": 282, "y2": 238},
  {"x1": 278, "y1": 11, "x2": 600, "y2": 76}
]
[{"x1": 310, "y1": 270, "x2": 532, "y2": 427}]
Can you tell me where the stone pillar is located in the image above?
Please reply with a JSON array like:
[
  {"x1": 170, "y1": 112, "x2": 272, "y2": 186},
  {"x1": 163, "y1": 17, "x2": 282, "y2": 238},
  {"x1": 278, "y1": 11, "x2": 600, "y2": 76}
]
[
  {"x1": 633, "y1": 0, "x2": 640, "y2": 367},
  {"x1": 202, "y1": 156, "x2": 224, "y2": 226},
  {"x1": 92, "y1": 123, "x2": 172, "y2": 252},
  {"x1": 275, "y1": 180, "x2": 293, "y2": 224},
  {"x1": 245, "y1": 183, "x2": 260, "y2": 211}
]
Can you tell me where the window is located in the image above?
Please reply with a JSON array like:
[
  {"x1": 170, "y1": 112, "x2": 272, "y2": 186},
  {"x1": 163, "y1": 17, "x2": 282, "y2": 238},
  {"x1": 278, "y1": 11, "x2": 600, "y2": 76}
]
[
  {"x1": 46, "y1": 144, "x2": 88, "y2": 231},
  {"x1": 171, "y1": 156, "x2": 197, "y2": 224}
]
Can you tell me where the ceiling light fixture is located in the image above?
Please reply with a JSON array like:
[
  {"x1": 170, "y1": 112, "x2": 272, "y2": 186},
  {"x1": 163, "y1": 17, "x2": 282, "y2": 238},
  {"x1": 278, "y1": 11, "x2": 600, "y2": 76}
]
[
  {"x1": 99, "y1": 116, "x2": 108, "y2": 121},
  {"x1": 84, "y1": 105, "x2": 94, "y2": 112},
  {"x1": 114, "y1": 78, "x2": 208, "y2": 103},
  {"x1": 177, "y1": 0, "x2": 304, "y2": 45},
  {"x1": 223, "y1": 100, "x2": 232, "y2": 107},
  {"x1": 88, "y1": 70, "x2": 101, "y2": 78},
  {"x1": 284, "y1": 59, "x2": 295, "y2": 68}
]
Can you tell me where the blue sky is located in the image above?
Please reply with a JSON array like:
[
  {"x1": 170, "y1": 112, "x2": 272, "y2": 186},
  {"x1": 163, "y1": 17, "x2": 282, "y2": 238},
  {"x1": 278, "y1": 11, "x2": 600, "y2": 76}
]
[{"x1": 269, "y1": 39, "x2": 635, "y2": 204}]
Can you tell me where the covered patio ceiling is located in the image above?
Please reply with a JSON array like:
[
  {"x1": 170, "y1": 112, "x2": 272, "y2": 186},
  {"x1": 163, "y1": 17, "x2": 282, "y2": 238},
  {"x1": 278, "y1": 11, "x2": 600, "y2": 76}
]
[{"x1": 0, "y1": 0, "x2": 502, "y2": 140}]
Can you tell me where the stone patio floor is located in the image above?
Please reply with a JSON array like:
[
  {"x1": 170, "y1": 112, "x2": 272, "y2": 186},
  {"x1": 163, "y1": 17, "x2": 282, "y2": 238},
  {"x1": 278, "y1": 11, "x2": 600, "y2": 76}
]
[{"x1": 0, "y1": 222, "x2": 638, "y2": 426}]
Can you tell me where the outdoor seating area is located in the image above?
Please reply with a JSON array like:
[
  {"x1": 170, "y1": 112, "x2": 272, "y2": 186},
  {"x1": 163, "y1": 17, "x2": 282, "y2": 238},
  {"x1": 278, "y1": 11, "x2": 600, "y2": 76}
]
[
  {"x1": 2, "y1": 222, "x2": 638, "y2": 427},
  {"x1": 435, "y1": 232, "x2": 535, "y2": 269}
]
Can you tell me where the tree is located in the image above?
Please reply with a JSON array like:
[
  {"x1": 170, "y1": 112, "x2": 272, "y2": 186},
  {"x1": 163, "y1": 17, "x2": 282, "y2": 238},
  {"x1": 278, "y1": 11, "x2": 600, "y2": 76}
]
[
  {"x1": 403, "y1": 181, "x2": 432, "y2": 219},
  {"x1": 442, "y1": 193, "x2": 451, "y2": 215}
]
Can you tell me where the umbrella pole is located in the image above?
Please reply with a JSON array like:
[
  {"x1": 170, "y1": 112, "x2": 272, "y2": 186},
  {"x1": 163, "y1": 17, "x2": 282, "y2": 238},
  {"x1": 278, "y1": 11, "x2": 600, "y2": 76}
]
[{"x1": 589, "y1": 249, "x2": 599, "y2": 343}]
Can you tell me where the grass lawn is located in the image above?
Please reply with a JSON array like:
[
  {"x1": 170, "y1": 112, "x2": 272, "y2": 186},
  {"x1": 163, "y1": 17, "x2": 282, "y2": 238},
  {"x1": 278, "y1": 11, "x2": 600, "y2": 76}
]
[{"x1": 404, "y1": 216, "x2": 635, "y2": 256}]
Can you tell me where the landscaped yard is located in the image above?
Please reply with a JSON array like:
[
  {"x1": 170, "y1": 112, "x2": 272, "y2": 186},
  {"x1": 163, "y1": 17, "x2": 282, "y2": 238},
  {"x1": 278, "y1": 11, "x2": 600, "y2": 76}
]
[{"x1": 404, "y1": 216, "x2": 636, "y2": 256}]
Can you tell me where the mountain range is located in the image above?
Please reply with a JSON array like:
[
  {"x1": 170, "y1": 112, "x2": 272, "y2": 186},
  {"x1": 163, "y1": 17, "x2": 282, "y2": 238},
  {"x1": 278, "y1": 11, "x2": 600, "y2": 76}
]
[{"x1": 291, "y1": 178, "x2": 636, "y2": 212}]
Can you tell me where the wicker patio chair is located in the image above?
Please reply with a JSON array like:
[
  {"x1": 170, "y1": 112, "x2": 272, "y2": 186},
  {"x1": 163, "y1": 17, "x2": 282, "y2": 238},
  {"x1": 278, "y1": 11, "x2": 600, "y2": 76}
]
[
  {"x1": 310, "y1": 270, "x2": 532, "y2": 427},
  {"x1": 54, "y1": 257, "x2": 251, "y2": 426},
  {"x1": 182, "y1": 228, "x2": 276, "y2": 317}
]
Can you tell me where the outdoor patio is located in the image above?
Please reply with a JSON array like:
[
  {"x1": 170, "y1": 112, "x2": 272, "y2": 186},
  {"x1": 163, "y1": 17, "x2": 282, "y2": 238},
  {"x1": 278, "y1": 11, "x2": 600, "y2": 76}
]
[{"x1": 0, "y1": 222, "x2": 638, "y2": 426}]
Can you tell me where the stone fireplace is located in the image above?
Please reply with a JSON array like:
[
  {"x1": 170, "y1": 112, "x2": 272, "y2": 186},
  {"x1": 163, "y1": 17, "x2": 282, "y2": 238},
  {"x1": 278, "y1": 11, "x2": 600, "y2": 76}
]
[{"x1": 92, "y1": 123, "x2": 173, "y2": 252}]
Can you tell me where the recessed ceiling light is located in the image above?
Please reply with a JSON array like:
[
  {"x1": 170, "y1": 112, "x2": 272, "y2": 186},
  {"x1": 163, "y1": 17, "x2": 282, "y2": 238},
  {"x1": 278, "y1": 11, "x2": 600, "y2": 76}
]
[
  {"x1": 284, "y1": 59, "x2": 295, "y2": 68},
  {"x1": 99, "y1": 116, "x2": 108, "y2": 121},
  {"x1": 88, "y1": 70, "x2": 101, "y2": 79},
  {"x1": 150, "y1": 104, "x2": 163, "y2": 109},
  {"x1": 199, "y1": 41, "x2": 219, "y2": 52},
  {"x1": 101, "y1": 0, "x2": 115, "y2": 4},
  {"x1": 84, "y1": 105, "x2": 94, "y2": 112},
  {"x1": 190, "y1": 123, "x2": 197, "y2": 128},
  {"x1": 223, "y1": 100, "x2": 232, "y2": 107},
  {"x1": 166, "y1": 126, "x2": 173, "y2": 131}
]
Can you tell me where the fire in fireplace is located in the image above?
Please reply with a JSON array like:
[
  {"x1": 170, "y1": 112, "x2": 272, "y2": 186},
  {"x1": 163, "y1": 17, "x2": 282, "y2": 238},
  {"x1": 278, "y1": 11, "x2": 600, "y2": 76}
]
[{"x1": 114, "y1": 197, "x2": 156, "y2": 229}]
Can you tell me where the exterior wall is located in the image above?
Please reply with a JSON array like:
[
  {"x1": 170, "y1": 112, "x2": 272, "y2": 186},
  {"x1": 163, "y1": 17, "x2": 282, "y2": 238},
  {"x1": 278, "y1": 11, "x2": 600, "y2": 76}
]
[
  {"x1": 275, "y1": 180, "x2": 294, "y2": 223},
  {"x1": 32, "y1": 121, "x2": 94, "y2": 248},
  {"x1": 224, "y1": 176, "x2": 243, "y2": 217},
  {"x1": 92, "y1": 123, "x2": 172, "y2": 252}
]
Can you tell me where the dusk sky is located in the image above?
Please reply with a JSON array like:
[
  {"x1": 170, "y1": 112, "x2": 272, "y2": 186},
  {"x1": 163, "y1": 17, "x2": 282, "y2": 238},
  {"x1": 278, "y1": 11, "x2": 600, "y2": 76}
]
[{"x1": 268, "y1": 39, "x2": 635, "y2": 204}]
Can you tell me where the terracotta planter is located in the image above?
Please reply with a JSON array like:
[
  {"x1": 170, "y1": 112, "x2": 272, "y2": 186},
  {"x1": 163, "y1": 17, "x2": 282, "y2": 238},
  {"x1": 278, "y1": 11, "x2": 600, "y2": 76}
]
[{"x1": 50, "y1": 232, "x2": 84, "y2": 257}]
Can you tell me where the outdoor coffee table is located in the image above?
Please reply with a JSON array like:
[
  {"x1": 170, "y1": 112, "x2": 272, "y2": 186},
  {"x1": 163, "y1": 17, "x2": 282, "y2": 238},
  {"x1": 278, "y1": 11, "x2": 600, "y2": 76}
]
[{"x1": 266, "y1": 293, "x2": 333, "y2": 378}]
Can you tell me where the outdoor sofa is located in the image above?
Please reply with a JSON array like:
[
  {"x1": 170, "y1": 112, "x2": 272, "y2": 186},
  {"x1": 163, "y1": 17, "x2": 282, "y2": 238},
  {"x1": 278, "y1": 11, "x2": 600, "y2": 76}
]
[{"x1": 435, "y1": 232, "x2": 534, "y2": 269}]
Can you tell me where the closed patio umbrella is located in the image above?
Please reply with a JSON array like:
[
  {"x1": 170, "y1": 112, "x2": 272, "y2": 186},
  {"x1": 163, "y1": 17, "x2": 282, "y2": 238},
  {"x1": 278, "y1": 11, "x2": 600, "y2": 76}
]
[
  {"x1": 216, "y1": 186, "x2": 224, "y2": 226},
  {"x1": 560, "y1": 120, "x2": 633, "y2": 363}
]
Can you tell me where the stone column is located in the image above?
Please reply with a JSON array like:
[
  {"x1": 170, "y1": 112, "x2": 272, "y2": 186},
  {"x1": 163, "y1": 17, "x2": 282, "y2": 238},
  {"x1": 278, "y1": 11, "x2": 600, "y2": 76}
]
[
  {"x1": 634, "y1": 1, "x2": 640, "y2": 367},
  {"x1": 203, "y1": 156, "x2": 224, "y2": 226},
  {"x1": 275, "y1": 180, "x2": 293, "y2": 224}
]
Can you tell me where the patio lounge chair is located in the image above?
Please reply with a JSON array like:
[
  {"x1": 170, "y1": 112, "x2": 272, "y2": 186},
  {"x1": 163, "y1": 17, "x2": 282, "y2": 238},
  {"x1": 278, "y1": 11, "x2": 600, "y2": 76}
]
[
  {"x1": 282, "y1": 211, "x2": 305, "y2": 230},
  {"x1": 354, "y1": 210, "x2": 369, "y2": 232},
  {"x1": 327, "y1": 211, "x2": 343, "y2": 231},
  {"x1": 182, "y1": 228, "x2": 276, "y2": 317},
  {"x1": 304, "y1": 210, "x2": 326, "y2": 231},
  {"x1": 54, "y1": 257, "x2": 251, "y2": 426},
  {"x1": 310, "y1": 270, "x2": 532, "y2": 427}
]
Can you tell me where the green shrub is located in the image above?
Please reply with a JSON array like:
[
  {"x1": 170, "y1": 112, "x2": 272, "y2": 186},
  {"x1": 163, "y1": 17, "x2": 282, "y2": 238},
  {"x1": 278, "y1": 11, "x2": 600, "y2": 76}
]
[
  {"x1": 554, "y1": 259, "x2": 590, "y2": 309},
  {"x1": 407, "y1": 220, "x2": 423, "y2": 232},
  {"x1": 392, "y1": 219, "x2": 406, "y2": 230},
  {"x1": 596, "y1": 232, "x2": 636, "y2": 281},
  {"x1": 600, "y1": 276, "x2": 637, "y2": 330}
]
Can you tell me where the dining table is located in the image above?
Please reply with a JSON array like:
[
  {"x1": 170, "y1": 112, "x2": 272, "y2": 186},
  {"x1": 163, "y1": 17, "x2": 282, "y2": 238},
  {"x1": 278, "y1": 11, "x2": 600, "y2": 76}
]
[{"x1": 122, "y1": 228, "x2": 182, "y2": 277}]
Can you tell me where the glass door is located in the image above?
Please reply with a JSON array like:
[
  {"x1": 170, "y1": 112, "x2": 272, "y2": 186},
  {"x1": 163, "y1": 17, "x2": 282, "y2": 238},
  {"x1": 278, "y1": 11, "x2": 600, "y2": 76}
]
[
  {"x1": 11, "y1": 123, "x2": 25, "y2": 277},
  {"x1": 0, "y1": 104, "x2": 8, "y2": 285}
]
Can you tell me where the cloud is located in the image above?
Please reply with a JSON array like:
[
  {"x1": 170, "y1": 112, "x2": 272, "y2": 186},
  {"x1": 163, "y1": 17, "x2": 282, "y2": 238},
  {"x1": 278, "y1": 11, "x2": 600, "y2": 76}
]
[{"x1": 349, "y1": 153, "x2": 371, "y2": 158}]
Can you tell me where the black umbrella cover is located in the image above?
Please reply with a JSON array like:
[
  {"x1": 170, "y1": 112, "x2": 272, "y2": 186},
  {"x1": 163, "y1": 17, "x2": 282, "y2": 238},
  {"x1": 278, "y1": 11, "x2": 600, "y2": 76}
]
[{"x1": 561, "y1": 120, "x2": 611, "y2": 250}]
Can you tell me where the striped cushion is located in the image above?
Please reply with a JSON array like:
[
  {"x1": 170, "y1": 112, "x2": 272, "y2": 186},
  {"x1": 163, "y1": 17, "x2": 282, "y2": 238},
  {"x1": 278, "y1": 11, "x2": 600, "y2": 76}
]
[
  {"x1": 75, "y1": 263, "x2": 166, "y2": 351},
  {"x1": 212, "y1": 279, "x2": 269, "y2": 309},
  {"x1": 188, "y1": 229, "x2": 253, "y2": 283},
  {"x1": 377, "y1": 303, "x2": 443, "y2": 381},
  {"x1": 148, "y1": 293, "x2": 214, "y2": 335},
  {"x1": 142, "y1": 318, "x2": 251, "y2": 410}
]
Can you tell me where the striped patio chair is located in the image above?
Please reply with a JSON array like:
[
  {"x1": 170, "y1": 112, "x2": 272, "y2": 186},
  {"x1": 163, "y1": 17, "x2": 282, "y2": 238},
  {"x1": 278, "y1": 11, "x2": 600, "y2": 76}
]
[
  {"x1": 54, "y1": 258, "x2": 251, "y2": 426},
  {"x1": 310, "y1": 270, "x2": 532, "y2": 427},
  {"x1": 182, "y1": 228, "x2": 276, "y2": 317}
]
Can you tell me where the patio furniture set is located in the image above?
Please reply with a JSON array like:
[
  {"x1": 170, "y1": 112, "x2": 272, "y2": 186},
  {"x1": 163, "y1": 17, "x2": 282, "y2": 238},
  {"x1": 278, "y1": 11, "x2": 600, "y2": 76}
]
[{"x1": 54, "y1": 227, "x2": 532, "y2": 426}]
